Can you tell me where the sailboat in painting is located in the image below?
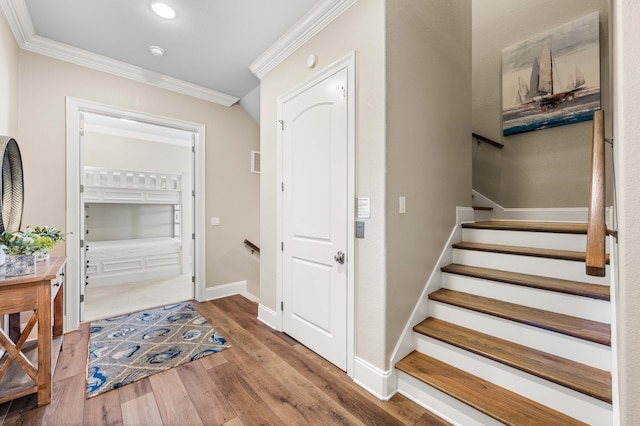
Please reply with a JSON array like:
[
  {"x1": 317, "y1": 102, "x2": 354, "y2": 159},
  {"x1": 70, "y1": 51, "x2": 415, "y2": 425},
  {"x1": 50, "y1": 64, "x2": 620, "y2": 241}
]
[
  {"x1": 566, "y1": 66, "x2": 586, "y2": 91},
  {"x1": 513, "y1": 42, "x2": 563, "y2": 109},
  {"x1": 515, "y1": 41, "x2": 578, "y2": 111},
  {"x1": 528, "y1": 42, "x2": 554, "y2": 98}
]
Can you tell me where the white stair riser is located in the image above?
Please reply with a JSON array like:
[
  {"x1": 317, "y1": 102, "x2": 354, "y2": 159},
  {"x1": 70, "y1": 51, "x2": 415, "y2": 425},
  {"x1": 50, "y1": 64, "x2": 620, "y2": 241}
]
[
  {"x1": 429, "y1": 301, "x2": 611, "y2": 370},
  {"x1": 461, "y1": 228, "x2": 601, "y2": 252},
  {"x1": 441, "y1": 273, "x2": 611, "y2": 323},
  {"x1": 472, "y1": 210, "x2": 493, "y2": 222},
  {"x1": 397, "y1": 371, "x2": 503, "y2": 426},
  {"x1": 452, "y1": 249, "x2": 610, "y2": 285},
  {"x1": 412, "y1": 335, "x2": 613, "y2": 425}
]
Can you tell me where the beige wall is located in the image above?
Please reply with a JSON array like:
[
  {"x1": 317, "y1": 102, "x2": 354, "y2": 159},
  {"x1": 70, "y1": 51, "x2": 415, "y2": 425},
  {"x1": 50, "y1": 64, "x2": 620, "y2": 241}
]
[
  {"x1": 385, "y1": 0, "x2": 471, "y2": 365},
  {"x1": 472, "y1": 0, "x2": 610, "y2": 208},
  {"x1": 613, "y1": 0, "x2": 640, "y2": 423},
  {"x1": 260, "y1": 0, "x2": 388, "y2": 367},
  {"x1": 16, "y1": 51, "x2": 260, "y2": 295},
  {"x1": 0, "y1": 10, "x2": 18, "y2": 136}
]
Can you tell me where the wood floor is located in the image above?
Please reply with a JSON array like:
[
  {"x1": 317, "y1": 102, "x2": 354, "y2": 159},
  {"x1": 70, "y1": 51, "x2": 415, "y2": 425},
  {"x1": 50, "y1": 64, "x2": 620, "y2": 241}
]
[{"x1": 0, "y1": 295, "x2": 449, "y2": 425}]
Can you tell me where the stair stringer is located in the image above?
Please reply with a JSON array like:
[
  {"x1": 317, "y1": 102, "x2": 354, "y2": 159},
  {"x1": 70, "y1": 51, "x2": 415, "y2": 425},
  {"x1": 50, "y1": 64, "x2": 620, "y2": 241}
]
[
  {"x1": 608, "y1": 233, "x2": 621, "y2": 425},
  {"x1": 388, "y1": 207, "x2": 473, "y2": 382}
]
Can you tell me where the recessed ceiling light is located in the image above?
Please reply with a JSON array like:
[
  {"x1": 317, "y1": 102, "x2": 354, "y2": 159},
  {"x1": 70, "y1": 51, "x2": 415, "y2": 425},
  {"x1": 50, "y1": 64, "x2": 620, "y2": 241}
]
[
  {"x1": 149, "y1": 45, "x2": 165, "y2": 57},
  {"x1": 151, "y1": 3, "x2": 176, "y2": 19}
]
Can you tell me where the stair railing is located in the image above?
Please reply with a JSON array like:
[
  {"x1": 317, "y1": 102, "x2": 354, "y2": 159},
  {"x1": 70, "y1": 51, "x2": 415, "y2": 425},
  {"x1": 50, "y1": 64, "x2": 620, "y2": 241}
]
[
  {"x1": 472, "y1": 132, "x2": 504, "y2": 149},
  {"x1": 585, "y1": 110, "x2": 606, "y2": 277},
  {"x1": 244, "y1": 239, "x2": 260, "y2": 255}
]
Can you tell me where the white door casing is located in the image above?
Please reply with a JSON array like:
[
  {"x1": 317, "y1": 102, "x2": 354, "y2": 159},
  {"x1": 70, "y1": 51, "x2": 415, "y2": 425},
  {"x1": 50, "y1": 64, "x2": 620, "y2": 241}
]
[
  {"x1": 65, "y1": 97, "x2": 207, "y2": 332},
  {"x1": 277, "y1": 52, "x2": 355, "y2": 373},
  {"x1": 79, "y1": 112, "x2": 86, "y2": 320}
]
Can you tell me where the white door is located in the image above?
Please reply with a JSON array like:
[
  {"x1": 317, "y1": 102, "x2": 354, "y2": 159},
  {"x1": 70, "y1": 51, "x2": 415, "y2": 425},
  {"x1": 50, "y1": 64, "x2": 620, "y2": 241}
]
[{"x1": 281, "y1": 67, "x2": 349, "y2": 370}]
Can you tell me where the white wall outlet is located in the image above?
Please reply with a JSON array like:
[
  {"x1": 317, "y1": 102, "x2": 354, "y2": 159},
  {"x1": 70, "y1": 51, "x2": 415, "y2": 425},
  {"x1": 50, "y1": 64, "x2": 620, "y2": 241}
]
[{"x1": 211, "y1": 217, "x2": 221, "y2": 226}]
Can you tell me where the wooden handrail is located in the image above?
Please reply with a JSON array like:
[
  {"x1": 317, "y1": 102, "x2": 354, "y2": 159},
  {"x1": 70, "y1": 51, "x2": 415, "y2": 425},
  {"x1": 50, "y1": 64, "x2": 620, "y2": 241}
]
[
  {"x1": 472, "y1": 133, "x2": 504, "y2": 149},
  {"x1": 244, "y1": 239, "x2": 260, "y2": 255},
  {"x1": 585, "y1": 110, "x2": 606, "y2": 277}
]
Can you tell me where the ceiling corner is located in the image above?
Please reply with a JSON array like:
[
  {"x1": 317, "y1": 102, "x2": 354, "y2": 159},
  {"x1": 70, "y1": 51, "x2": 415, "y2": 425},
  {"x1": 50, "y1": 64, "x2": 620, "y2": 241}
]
[
  {"x1": 0, "y1": 0, "x2": 239, "y2": 107},
  {"x1": 250, "y1": 0, "x2": 358, "y2": 80}
]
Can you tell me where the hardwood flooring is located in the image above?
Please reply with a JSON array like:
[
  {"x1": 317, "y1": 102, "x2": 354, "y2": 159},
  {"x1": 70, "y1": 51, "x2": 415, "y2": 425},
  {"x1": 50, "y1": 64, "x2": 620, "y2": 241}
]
[{"x1": 0, "y1": 295, "x2": 449, "y2": 426}]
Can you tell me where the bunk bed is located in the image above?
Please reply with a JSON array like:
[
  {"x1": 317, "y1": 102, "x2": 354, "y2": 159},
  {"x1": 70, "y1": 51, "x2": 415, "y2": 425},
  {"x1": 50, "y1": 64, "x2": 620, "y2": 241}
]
[{"x1": 84, "y1": 167, "x2": 191, "y2": 288}]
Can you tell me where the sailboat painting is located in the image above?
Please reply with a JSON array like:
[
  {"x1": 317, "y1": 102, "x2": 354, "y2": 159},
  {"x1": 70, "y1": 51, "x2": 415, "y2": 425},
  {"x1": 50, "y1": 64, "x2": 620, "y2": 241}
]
[{"x1": 502, "y1": 12, "x2": 600, "y2": 136}]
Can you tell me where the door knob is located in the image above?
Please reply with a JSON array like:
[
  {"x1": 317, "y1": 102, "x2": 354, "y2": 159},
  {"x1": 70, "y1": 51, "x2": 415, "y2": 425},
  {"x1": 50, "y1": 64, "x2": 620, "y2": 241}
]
[{"x1": 334, "y1": 251, "x2": 345, "y2": 264}]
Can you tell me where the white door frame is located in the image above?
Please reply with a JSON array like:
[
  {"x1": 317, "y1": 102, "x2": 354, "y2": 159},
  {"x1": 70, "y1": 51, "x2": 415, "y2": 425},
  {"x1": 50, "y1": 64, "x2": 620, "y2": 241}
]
[
  {"x1": 275, "y1": 51, "x2": 356, "y2": 376},
  {"x1": 64, "y1": 97, "x2": 207, "y2": 332}
]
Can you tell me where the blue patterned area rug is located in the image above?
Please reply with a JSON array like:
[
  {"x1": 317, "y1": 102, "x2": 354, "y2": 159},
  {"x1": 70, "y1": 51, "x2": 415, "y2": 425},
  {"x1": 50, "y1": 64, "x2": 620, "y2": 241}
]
[{"x1": 86, "y1": 300, "x2": 230, "y2": 398}]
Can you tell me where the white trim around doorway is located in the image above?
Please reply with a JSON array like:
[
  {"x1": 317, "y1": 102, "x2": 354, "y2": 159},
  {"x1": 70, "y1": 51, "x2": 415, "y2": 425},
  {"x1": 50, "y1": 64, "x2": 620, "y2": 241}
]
[{"x1": 64, "y1": 97, "x2": 206, "y2": 332}]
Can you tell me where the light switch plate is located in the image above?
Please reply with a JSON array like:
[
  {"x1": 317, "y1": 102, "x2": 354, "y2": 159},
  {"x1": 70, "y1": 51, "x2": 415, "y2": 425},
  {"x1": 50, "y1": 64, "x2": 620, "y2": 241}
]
[
  {"x1": 399, "y1": 196, "x2": 406, "y2": 214},
  {"x1": 211, "y1": 217, "x2": 220, "y2": 226},
  {"x1": 356, "y1": 221, "x2": 365, "y2": 238}
]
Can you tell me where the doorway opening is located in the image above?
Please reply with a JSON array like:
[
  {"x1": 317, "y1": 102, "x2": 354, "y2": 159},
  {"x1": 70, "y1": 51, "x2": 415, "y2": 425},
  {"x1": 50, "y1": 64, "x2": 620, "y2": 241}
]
[
  {"x1": 81, "y1": 112, "x2": 194, "y2": 321},
  {"x1": 65, "y1": 98, "x2": 207, "y2": 332}
]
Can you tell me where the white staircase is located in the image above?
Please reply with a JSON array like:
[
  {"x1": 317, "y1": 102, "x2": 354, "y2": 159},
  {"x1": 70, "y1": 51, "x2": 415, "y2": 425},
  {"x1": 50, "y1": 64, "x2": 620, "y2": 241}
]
[{"x1": 396, "y1": 220, "x2": 614, "y2": 425}]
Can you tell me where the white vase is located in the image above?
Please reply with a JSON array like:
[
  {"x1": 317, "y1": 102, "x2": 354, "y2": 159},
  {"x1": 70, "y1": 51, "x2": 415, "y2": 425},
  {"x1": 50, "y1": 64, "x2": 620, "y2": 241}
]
[{"x1": 5, "y1": 254, "x2": 36, "y2": 276}]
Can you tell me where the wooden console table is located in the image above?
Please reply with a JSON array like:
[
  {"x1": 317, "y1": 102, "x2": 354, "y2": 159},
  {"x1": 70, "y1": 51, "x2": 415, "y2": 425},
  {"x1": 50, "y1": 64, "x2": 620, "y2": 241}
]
[{"x1": 0, "y1": 256, "x2": 66, "y2": 406}]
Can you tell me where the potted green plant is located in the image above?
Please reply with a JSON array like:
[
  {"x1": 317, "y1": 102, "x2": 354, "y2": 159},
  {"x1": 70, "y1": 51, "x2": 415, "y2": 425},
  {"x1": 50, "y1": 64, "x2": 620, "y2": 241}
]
[
  {"x1": 0, "y1": 226, "x2": 65, "y2": 276},
  {"x1": 0, "y1": 229, "x2": 38, "y2": 276},
  {"x1": 30, "y1": 225, "x2": 64, "y2": 261}
]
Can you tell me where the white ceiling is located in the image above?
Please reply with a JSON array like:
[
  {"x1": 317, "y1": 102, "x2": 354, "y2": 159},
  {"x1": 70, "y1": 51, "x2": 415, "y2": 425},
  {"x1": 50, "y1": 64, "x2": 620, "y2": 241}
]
[{"x1": 5, "y1": 0, "x2": 320, "y2": 102}]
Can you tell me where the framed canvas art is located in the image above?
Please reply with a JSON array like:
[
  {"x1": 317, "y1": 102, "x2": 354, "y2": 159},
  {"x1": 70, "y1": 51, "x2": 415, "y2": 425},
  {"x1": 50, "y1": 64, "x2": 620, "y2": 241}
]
[{"x1": 502, "y1": 12, "x2": 600, "y2": 136}]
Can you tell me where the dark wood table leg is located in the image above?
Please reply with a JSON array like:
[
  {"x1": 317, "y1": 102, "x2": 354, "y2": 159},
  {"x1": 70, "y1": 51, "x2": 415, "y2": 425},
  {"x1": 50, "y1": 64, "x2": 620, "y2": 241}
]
[
  {"x1": 53, "y1": 284, "x2": 63, "y2": 338},
  {"x1": 8, "y1": 312, "x2": 20, "y2": 343}
]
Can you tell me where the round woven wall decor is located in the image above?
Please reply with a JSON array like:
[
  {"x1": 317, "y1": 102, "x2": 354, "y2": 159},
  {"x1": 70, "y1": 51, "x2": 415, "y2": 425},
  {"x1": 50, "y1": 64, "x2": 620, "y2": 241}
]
[{"x1": 0, "y1": 136, "x2": 24, "y2": 233}]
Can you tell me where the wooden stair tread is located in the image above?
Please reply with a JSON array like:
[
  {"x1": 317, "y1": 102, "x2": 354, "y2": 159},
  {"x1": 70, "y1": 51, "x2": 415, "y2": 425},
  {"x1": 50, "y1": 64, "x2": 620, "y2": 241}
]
[
  {"x1": 396, "y1": 351, "x2": 587, "y2": 426},
  {"x1": 413, "y1": 318, "x2": 612, "y2": 402},
  {"x1": 441, "y1": 263, "x2": 610, "y2": 301},
  {"x1": 471, "y1": 205, "x2": 493, "y2": 211},
  {"x1": 429, "y1": 288, "x2": 611, "y2": 346},
  {"x1": 452, "y1": 241, "x2": 610, "y2": 264}
]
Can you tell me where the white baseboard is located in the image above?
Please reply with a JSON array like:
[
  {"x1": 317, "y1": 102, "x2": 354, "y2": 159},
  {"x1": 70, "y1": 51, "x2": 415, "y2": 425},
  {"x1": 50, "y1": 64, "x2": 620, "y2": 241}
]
[
  {"x1": 257, "y1": 303, "x2": 278, "y2": 330},
  {"x1": 203, "y1": 280, "x2": 248, "y2": 301},
  {"x1": 353, "y1": 356, "x2": 395, "y2": 400}
]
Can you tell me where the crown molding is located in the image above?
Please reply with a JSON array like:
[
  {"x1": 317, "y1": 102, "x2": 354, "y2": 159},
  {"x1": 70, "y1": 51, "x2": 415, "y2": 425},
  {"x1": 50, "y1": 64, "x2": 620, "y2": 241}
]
[
  {"x1": 250, "y1": 0, "x2": 358, "y2": 79},
  {"x1": 0, "y1": 0, "x2": 239, "y2": 107},
  {"x1": 0, "y1": 0, "x2": 31, "y2": 45}
]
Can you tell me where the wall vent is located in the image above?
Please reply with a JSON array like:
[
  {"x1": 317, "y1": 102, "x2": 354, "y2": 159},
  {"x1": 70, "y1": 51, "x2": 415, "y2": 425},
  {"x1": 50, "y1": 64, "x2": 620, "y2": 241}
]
[{"x1": 251, "y1": 150, "x2": 261, "y2": 174}]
